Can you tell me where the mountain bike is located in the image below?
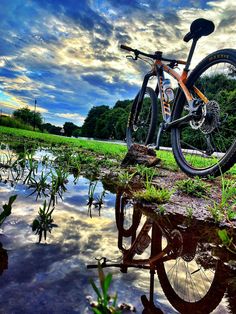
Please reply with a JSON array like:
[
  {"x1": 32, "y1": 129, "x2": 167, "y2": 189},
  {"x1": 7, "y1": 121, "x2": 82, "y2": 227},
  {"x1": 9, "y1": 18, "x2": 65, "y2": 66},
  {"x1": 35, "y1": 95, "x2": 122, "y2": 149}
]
[{"x1": 121, "y1": 18, "x2": 236, "y2": 177}]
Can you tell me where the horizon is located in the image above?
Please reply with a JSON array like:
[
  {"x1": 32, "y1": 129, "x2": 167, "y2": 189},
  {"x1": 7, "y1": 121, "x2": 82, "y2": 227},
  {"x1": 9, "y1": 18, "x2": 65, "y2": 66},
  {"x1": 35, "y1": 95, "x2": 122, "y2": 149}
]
[{"x1": 0, "y1": 0, "x2": 235, "y2": 127}]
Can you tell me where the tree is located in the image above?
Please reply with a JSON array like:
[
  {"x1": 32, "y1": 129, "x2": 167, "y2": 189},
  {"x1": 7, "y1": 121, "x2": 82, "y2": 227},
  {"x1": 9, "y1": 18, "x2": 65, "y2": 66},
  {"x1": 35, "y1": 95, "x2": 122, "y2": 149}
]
[
  {"x1": 94, "y1": 108, "x2": 126, "y2": 139},
  {"x1": 81, "y1": 105, "x2": 109, "y2": 137},
  {"x1": 13, "y1": 107, "x2": 42, "y2": 128},
  {"x1": 42, "y1": 123, "x2": 62, "y2": 135},
  {"x1": 114, "y1": 99, "x2": 132, "y2": 110},
  {"x1": 72, "y1": 127, "x2": 82, "y2": 137},
  {"x1": 63, "y1": 122, "x2": 79, "y2": 137}
]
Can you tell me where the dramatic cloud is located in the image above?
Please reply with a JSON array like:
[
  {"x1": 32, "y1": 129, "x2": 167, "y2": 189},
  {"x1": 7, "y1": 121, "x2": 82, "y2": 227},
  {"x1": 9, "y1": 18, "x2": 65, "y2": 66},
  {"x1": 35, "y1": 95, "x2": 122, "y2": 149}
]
[{"x1": 0, "y1": 0, "x2": 235, "y2": 126}]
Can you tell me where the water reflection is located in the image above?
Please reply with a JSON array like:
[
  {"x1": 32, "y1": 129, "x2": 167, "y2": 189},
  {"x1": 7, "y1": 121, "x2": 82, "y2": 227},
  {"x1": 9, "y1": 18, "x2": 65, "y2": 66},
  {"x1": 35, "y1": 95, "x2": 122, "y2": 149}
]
[
  {"x1": 1, "y1": 140, "x2": 236, "y2": 313},
  {"x1": 101, "y1": 191, "x2": 236, "y2": 313}
]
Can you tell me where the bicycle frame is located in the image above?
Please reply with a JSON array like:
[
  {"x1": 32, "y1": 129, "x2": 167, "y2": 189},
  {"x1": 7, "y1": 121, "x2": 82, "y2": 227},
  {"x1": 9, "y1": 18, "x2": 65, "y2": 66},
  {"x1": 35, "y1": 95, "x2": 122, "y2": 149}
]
[{"x1": 135, "y1": 50, "x2": 209, "y2": 148}]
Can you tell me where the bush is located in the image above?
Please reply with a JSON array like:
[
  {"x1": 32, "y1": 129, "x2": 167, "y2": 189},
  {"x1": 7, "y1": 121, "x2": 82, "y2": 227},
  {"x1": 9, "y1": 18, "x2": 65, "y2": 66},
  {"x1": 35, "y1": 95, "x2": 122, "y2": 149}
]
[{"x1": 0, "y1": 116, "x2": 34, "y2": 130}]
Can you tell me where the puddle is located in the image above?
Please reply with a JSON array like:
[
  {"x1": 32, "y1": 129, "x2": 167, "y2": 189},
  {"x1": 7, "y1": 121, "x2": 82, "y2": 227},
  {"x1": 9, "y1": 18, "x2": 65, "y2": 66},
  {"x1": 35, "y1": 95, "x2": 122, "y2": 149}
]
[{"x1": 0, "y1": 142, "x2": 235, "y2": 313}]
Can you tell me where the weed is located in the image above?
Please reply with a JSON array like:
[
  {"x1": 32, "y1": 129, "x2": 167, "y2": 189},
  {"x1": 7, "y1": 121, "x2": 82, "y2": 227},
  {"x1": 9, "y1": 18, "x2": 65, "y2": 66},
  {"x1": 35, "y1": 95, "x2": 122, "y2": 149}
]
[
  {"x1": 135, "y1": 164, "x2": 158, "y2": 181},
  {"x1": 50, "y1": 166, "x2": 69, "y2": 202},
  {"x1": 118, "y1": 171, "x2": 135, "y2": 188},
  {"x1": 134, "y1": 185, "x2": 172, "y2": 204},
  {"x1": 28, "y1": 172, "x2": 50, "y2": 200},
  {"x1": 176, "y1": 177, "x2": 210, "y2": 198},
  {"x1": 89, "y1": 261, "x2": 121, "y2": 314},
  {"x1": 94, "y1": 190, "x2": 107, "y2": 216},
  {"x1": 32, "y1": 200, "x2": 57, "y2": 243},
  {"x1": 186, "y1": 206, "x2": 194, "y2": 219},
  {"x1": 0, "y1": 195, "x2": 17, "y2": 226},
  {"x1": 209, "y1": 177, "x2": 236, "y2": 222},
  {"x1": 209, "y1": 204, "x2": 224, "y2": 223},
  {"x1": 218, "y1": 229, "x2": 236, "y2": 254},
  {"x1": 87, "y1": 181, "x2": 97, "y2": 217}
]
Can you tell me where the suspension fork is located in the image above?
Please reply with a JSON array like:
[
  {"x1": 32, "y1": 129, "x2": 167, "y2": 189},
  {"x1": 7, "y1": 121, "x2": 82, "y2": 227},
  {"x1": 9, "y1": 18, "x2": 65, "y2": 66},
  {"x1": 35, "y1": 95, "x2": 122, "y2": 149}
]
[{"x1": 133, "y1": 71, "x2": 156, "y2": 123}]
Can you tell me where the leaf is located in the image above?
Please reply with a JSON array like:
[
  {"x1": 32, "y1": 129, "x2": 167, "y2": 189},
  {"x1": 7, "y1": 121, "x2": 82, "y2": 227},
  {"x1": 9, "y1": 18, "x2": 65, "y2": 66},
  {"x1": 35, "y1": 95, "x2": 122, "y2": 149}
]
[
  {"x1": 218, "y1": 229, "x2": 230, "y2": 245},
  {"x1": 112, "y1": 292, "x2": 118, "y2": 307},
  {"x1": 32, "y1": 219, "x2": 40, "y2": 231},
  {"x1": 89, "y1": 279, "x2": 102, "y2": 300},
  {"x1": 103, "y1": 273, "x2": 112, "y2": 295},
  {"x1": 92, "y1": 308, "x2": 103, "y2": 314},
  {"x1": 8, "y1": 195, "x2": 17, "y2": 206}
]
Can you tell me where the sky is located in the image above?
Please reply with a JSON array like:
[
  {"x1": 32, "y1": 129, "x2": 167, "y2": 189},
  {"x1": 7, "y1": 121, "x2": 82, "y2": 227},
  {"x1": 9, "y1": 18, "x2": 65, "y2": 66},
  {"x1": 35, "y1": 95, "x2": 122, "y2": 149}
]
[{"x1": 0, "y1": 0, "x2": 235, "y2": 127}]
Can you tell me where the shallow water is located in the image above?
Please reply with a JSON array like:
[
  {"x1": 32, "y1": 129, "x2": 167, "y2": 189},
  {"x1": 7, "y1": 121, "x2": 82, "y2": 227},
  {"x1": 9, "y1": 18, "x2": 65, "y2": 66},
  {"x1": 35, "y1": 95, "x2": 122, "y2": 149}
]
[{"x1": 0, "y1": 144, "x2": 235, "y2": 313}]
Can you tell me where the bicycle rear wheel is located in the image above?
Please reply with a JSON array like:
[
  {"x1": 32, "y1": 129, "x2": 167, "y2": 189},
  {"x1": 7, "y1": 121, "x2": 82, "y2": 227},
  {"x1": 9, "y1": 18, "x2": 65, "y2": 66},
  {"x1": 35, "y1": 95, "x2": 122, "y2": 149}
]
[
  {"x1": 156, "y1": 232, "x2": 227, "y2": 313},
  {"x1": 171, "y1": 49, "x2": 236, "y2": 177},
  {"x1": 126, "y1": 87, "x2": 158, "y2": 148}
]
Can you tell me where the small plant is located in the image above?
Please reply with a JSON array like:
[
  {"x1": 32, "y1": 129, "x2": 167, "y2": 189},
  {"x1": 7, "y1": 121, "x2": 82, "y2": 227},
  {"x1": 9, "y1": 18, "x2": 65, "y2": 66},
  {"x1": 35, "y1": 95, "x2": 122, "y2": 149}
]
[
  {"x1": 209, "y1": 204, "x2": 224, "y2": 222},
  {"x1": 32, "y1": 200, "x2": 57, "y2": 243},
  {"x1": 50, "y1": 166, "x2": 69, "y2": 202},
  {"x1": 134, "y1": 185, "x2": 172, "y2": 204},
  {"x1": 94, "y1": 190, "x2": 107, "y2": 216},
  {"x1": 28, "y1": 171, "x2": 50, "y2": 200},
  {"x1": 23, "y1": 152, "x2": 38, "y2": 184},
  {"x1": 87, "y1": 181, "x2": 97, "y2": 217},
  {"x1": 89, "y1": 261, "x2": 121, "y2": 314},
  {"x1": 186, "y1": 206, "x2": 194, "y2": 219},
  {"x1": 209, "y1": 177, "x2": 236, "y2": 222},
  {"x1": 0, "y1": 195, "x2": 17, "y2": 226},
  {"x1": 176, "y1": 177, "x2": 210, "y2": 197},
  {"x1": 118, "y1": 171, "x2": 135, "y2": 188},
  {"x1": 218, "y1": 229, "x2": 236, "y2": 254},
  {"x1": 135, "y1": 164, "x2": 158, "y2": 181}
]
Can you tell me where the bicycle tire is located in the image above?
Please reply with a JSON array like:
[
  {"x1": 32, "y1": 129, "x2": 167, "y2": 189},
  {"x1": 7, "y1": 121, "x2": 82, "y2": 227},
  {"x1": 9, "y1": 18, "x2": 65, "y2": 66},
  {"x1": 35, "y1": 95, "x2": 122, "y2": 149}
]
[
  {"x1": 171, "y1": 49, "x2": 236, "y2": 177},
  {"x1": 126, "y1": 87, "x2": 158, "y2": 148},
  {"x1": 115, "y1": 192, "x2": 142, "y2": 237},
  {"x1": 156, "y1": 235, "x2": 228, "y2": 313}
]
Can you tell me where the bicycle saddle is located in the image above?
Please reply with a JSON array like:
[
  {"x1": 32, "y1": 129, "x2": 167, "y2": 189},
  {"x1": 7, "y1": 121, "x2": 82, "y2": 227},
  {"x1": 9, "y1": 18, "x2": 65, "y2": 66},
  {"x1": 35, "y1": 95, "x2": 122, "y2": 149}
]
[{"x1": 183, "y1": 18, "x2": 215, "y2": 42}]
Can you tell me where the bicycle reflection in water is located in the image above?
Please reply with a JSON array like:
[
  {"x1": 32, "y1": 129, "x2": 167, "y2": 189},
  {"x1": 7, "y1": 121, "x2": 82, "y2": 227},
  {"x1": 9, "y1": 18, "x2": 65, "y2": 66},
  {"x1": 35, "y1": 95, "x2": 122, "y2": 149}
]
[{"x1": 88, "y1": 191, "x2": 236, "y2": 313}]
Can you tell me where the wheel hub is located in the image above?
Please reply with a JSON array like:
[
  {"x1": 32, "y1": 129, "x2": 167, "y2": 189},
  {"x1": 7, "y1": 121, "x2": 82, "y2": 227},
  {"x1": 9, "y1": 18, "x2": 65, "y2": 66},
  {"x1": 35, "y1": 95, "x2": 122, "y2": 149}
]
[{"x1": 190, "y1": 100, "x2": 220, "y2": 134}]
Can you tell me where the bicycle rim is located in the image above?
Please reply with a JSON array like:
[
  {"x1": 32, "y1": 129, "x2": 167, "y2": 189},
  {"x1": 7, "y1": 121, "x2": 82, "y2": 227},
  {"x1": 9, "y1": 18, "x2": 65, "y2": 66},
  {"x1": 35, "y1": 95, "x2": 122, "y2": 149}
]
[
  {"x1": 157, "y1": 235, "x2": 226, "y2": 313},
  {"x1": 172, "y1": 53, "x2": 236, "y2": 176}
]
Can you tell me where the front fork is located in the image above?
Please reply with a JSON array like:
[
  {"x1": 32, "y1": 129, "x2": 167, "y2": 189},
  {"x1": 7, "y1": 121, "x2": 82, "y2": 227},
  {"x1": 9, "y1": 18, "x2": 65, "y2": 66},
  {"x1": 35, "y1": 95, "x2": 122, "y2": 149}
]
[{"x1": 133, "y1": 71, "x2": 156, "y2": 124}]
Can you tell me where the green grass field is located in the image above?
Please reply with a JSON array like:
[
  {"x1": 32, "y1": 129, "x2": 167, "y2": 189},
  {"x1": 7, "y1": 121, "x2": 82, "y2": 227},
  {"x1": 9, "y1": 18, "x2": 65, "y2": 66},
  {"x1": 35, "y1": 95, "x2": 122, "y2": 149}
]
[
  {"x1": 1, "y1": 125, "x2": 236, "y2": 175},
  {"x1": 0, "y1": 126, "x2": 127, "y2": 158}
]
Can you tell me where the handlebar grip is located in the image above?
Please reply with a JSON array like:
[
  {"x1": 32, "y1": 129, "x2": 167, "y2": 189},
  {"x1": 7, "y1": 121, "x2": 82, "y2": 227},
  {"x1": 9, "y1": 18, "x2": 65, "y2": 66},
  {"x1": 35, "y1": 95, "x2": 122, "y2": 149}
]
[{"x1": 120, "y1": 44, "x2": 134, "y2": 52}]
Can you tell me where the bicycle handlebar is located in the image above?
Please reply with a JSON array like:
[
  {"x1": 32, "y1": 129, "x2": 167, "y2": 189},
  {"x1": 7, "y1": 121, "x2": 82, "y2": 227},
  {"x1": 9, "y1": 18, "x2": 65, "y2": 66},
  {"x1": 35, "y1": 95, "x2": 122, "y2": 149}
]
[{"x1": 120, "y1": 44, "x2": 187, "y2": 65}]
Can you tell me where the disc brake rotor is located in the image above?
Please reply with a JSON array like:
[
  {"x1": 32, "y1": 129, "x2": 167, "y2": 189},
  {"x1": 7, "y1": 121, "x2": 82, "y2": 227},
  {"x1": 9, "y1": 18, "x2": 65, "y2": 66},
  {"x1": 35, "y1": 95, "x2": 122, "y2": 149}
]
[{"x1": 190, "y1": 100, "x2": 220, "y2": 134}]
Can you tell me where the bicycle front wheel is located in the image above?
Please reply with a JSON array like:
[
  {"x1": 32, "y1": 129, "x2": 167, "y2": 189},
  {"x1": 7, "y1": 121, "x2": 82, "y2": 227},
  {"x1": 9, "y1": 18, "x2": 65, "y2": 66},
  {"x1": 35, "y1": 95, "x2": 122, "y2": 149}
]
[
  {"x1": 126, "y1": 87, "x2": 158, "y2": 148},
  {"x1": 171, "y1": 49, "x2": 236, "y2": 177}
]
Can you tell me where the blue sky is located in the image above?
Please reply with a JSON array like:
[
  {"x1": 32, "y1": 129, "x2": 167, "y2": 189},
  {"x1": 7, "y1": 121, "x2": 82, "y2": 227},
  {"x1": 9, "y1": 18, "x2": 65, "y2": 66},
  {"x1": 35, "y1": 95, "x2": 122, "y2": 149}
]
[{"x1": 0, "y1": 0, "x2": 235, "y2": 126}]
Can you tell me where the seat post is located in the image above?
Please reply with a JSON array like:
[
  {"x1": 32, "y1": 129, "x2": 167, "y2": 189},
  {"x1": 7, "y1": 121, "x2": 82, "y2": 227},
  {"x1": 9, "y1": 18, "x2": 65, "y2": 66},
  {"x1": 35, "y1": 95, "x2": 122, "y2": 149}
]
[{"x1": 184, "y1": 38, "x2": 198, "y2": 72}]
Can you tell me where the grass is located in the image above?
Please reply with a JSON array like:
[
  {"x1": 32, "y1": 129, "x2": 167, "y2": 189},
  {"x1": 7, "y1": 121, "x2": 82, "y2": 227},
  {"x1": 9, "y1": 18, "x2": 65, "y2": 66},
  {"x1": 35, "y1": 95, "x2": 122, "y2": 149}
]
[
  {"x1": 209, "y1": 178, "x2": 236, "y2": 223},
  {"x1": 176, "y1": 177, "x2": 210, "y2": 198},
  {"x1": 133, "y1": 185, "x2": 172, "y2": 204},
  {"x1": 1, "y1": 125, "x2": 236, "y2": 175},
  {"x1": 0, "y1": 126, "x2": 127, "y2": 159}
]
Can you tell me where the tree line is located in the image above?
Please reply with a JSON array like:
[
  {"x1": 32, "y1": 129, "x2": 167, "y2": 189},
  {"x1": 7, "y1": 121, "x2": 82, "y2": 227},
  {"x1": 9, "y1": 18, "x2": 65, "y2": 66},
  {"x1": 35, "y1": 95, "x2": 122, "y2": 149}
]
[{"x1": 1, "y1": 73, "x2": 235, "y2": 147}]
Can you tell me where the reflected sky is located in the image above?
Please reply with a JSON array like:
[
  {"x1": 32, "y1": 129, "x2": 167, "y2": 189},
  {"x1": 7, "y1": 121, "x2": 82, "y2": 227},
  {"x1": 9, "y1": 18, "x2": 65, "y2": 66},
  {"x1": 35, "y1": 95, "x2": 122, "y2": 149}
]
[{"x1": 0, "y1": 145, "x2": 236, "y2": 313}]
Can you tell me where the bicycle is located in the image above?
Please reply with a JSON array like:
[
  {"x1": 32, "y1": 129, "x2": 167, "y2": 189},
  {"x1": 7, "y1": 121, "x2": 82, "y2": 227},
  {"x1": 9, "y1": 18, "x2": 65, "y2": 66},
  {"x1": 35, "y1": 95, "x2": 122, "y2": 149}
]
[{"x1": 120, "y1": 18, "x2": 236, "y2": 177}]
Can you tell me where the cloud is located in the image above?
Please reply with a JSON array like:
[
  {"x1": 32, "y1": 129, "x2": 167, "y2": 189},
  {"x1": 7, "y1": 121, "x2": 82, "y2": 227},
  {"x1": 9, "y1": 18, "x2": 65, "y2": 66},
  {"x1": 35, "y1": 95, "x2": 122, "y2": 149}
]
[
  {"x1": 55, "y1": 112, "x2": 85, "y2": 126},
  {"x1": 0, "y1": 0, "x2": 235, "y2": 127}
]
